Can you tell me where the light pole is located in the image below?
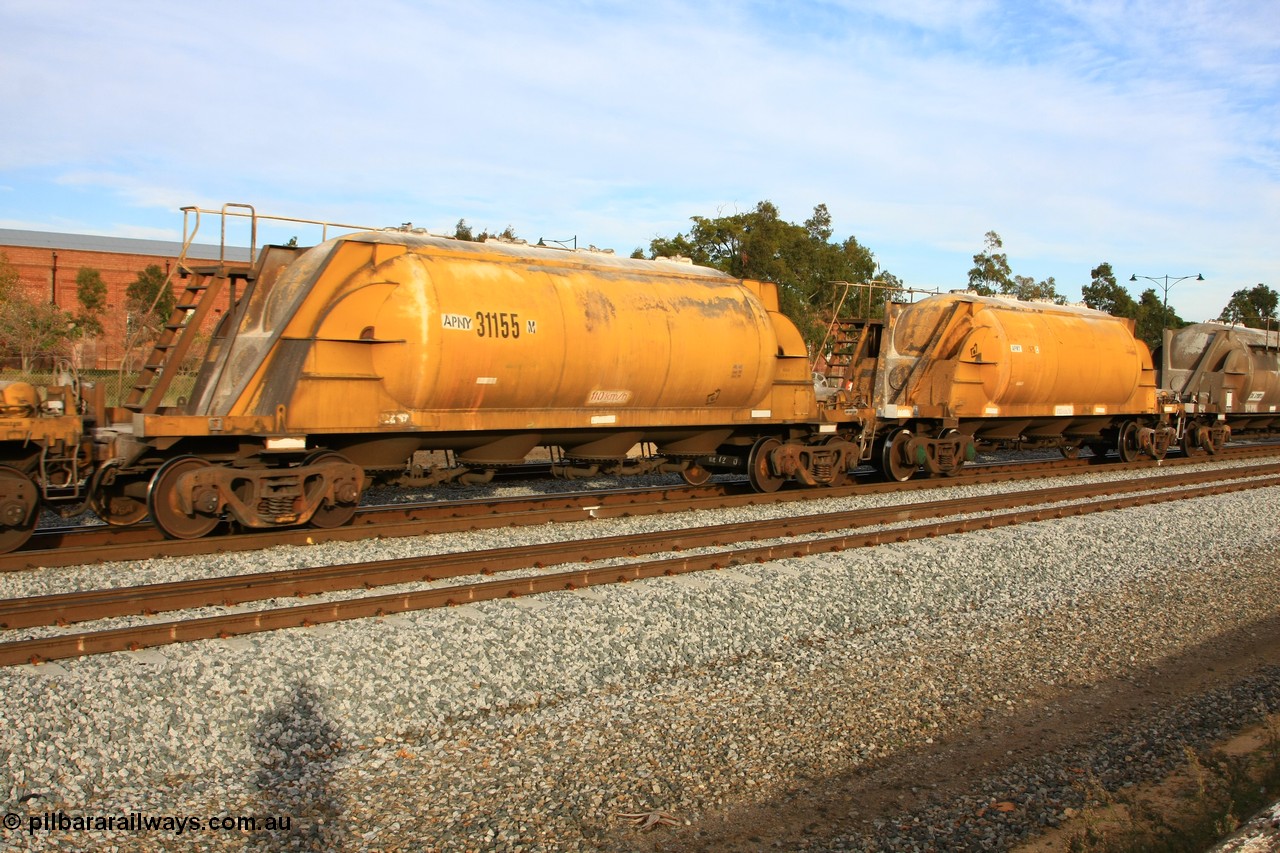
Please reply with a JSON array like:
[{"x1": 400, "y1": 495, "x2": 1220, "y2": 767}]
[{"x1": 1129, "y1": 272, "x2": 1204, "y2": 316}]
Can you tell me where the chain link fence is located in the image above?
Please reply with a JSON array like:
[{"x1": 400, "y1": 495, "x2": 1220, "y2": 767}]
[{"x1": 0, "y1": 368, "x2": 200, "y2": 410}]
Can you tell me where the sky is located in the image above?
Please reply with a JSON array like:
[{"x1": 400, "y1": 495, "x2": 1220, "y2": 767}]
[{"x1": 1, "y1": 0, "x2": 1276, "y2": 323}]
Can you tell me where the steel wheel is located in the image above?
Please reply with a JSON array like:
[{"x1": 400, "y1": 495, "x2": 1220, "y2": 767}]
[
  {"x1": 0, "y1": 466, "x2": 38, "y2": 554},
  {"x1": 89, "y1": 462, "x2": 150, "y2": 526},
  {"x1": 881, "y1": 429, "x2": 918, "y2": 483},
  {"x1": 747, "y1": 437, "x2": 786, "y2": 493},
  {"x1": 148, "y1": 456, "x2": 220, "y2": 540},
  {"x1": 1059, "y1": 444, "x2": 1082, "y2": 460},
  {"x1": 305, "y1": 451, "x2": 361, "y2": 529},
  {"x1": 679, "y1": 462, "x2": 712, "y2": 487},
  {"x1": 1116, "y1": 421, "x2": 1140, "y2": 463}
]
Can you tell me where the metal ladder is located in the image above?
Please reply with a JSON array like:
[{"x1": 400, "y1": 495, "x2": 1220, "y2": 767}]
[
  {"x1": 816, "y1": 318, "x2": 864, "y2": 383},
  {"x1": 122, "y1": 204, "x2": 262, "y2": 413},
  {"x1": 122, "y1": 269, "x2": 236, "y2": 413},
  {"x1": 122, "y1": 203, "x2": 376, "y2": 413}
]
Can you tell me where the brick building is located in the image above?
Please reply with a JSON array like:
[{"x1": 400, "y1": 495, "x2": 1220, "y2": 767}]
[{"x1": 0, "y1": 229, "x2": 250, "y2": 370}]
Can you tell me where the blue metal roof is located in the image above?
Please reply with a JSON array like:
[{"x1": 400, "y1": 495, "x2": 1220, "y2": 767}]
[{"x1": 0, "y1": 228, "x2": 252, "y2": 262}]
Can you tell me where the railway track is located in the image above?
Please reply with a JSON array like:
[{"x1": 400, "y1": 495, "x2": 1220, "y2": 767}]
[
  {"x1": 6, "y1": 444, "x2": 1278, "y2": 572},
  {"x1": 3, "y1": 459, "x2": 1277, "y2": 667}
]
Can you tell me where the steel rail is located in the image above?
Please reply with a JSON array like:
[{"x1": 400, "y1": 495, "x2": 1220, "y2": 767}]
[
  {"x1": 2, "y1": 467, "x2": 1277, "y2": 666},
  {"x1": 8, "y1": 462, "x2": 1277, "y2": 631},
  {"x1": 6, "y1": 446, "x2": 1277, "y2": 573}
]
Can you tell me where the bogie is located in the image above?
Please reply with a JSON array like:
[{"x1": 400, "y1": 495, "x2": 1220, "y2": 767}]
[{"x1": 5, "y1": 208, "x2": 1276, "y2": 554}]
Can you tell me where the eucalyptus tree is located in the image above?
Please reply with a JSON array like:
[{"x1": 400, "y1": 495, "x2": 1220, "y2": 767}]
[
  {"x1": 1081, "y1": 262, "x2": 1138, "y2": 318},
  {"x1": 1217, "y1": 283, "x2": 1278, "y2": 328},
  {"x1": 966, "y1": 231, "x2": 1012, "y2": 296},
  {"x1": 645, "y1": 201, "x2": 892, "y2": 346}
]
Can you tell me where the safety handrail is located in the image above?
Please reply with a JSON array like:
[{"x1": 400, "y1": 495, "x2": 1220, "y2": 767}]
[{"x1": 179, "y1": 203, "x2": 375, "y2": 270}]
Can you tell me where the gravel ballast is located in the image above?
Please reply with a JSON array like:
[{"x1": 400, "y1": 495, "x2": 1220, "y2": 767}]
[{"x1": 1, "y1": 461, "x2": 1279, "y2": 852}]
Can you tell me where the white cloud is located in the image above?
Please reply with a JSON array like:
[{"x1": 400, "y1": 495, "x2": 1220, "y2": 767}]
[{"x1": 0, "y1": 0, "x2": 1275, "y2": 322}]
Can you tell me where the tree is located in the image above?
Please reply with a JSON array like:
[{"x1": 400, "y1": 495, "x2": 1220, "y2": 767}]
[
  {"x1": 0, "y1": 251, "x2": 23, "y2": 361},
  {"x1": 0, "y1": 252, "x2": 74, "y2": 368},
  {"x1": 125, "y1": 264, "x2": 175, "y2": 344},
  {"x1": 13, "y1": 301, "x2": 74, "y2": 370},
  {"x1": 1133, "y1": 288, "x2": 1184, "y2": 352},
  {"x1": 1005, "y1": 274, "x2": 1065, "y2": 303},
  {"x1": 804, "y1": 203, "x2": 833, "y2": 242},
  {"x1": 965, "y1": 232, "x2": 1065, "y2": 302},
  {"x1": 453, "y1": 219, "x2": 519, "y2": 243},
  {"x1": 967, "y1": 231, "x2": 1012, "y2": 296},
  {"x1": 0, "y1": 296, "x2": 76, "y2": 373},
  {"x1": 0, "y1": 251, "x2": 17, "y2": 301},
  {"x1": 644, "y1": 201, "x2": 891, "y2": 346},
  {"x1": 73, "y1": 267, "x2": 108, "y2": 338},
  {"x1": 1082, "y1": 262, "x2": 1138, "y2": 318},
  {"x1": 1217, "y1": 283, "x2": 1278, "y2": 328}
]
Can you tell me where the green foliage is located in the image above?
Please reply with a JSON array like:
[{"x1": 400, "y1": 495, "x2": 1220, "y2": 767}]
[
  {"x1": 126, "y1": 263, "x2": 175, "y2": 323},
  {"x1": 966, "y1": 232, "x2": 1064, "y2": 303},
  {"x1": 0, "y1": 293, "x2": 76, "y2": 370},
  {"x1": 122, "y1": 264, "x2": 176, "y2": 351},
  {"x1": 1133, "y1": 288, "x2": 1184, "y2": 351},
  {"x1": 1082, "y1": 263, "x2": 1138, "y2": 318},
  {"x1": 73, "y1": 267, "x2": 107, "y2": 338},
  {"x1": 1217, "y1": 283, "x2": 1278, "y2": 328},
  {"x1": 1006, "y1": 274, "x2": 1066, "y2": 303},
  {"x1": 453, "y1": 219, "x2": 519, "y2": 243},
  {"x1": 644, "y1": 201, "x2": 889, "y2": 346},
  {"x1": 1080, "y1": 261, "x2": 1182, "y2": 351},
  {"x1": 967, "y1": 231, "x2": 1013, "y2": 296},
  {"x1": 0, "y1": 251, "x2": 17, "y2": 300},
  {"x1": 0, "y1": 251, "x2": 77, "y2": 368}
]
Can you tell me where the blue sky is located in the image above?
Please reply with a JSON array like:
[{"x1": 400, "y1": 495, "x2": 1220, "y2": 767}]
[{"x1": 1, "y1": 0, "x2": 1276, "y2": 322}]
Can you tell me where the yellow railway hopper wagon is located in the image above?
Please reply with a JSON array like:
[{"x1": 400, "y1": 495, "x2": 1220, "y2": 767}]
[
  {"x1": 837, "y1": 293, "x2": 1173, "y2": 481},
  {"x1": 96, "y1": 230, "x2": 856, "y2": 539}
]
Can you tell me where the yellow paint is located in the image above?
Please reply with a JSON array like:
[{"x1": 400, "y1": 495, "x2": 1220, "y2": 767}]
[
  {"x1": 889, "y1": 294, "x2": 1156, "y2": 418},
  {"x1": 216, "y1": 233, "x2": 811, "y2": 433}
]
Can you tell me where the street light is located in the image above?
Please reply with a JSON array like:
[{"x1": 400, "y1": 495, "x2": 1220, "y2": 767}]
[{"x1": 1129, "y1": 273, "x2": 1204, "y2": 315}]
